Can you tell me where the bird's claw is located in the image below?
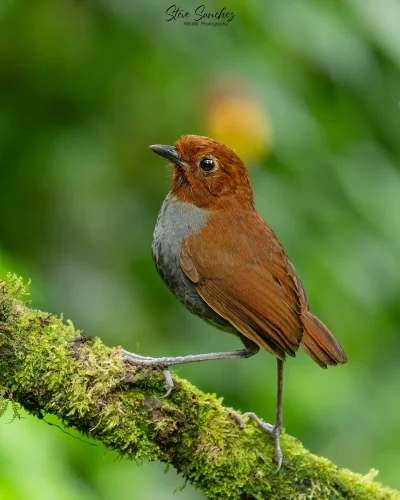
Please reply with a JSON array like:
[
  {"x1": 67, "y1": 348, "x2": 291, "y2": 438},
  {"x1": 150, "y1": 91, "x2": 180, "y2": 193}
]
[
  {"x1": 160, "y1": 368, "x2": 174, "y2": 398},
  {"x1": 270, "y1": 424, "x2": 283, "y2": 473},
  {"x1": 229, "y1": 411, "x2": 246, "y2": 429},
  {"x1": 243, "y1": 412, "x2": 274, "y2": 433},
  {"x1": 122, "y1": 351, "x2": 175, "y2": 398},
  {"x1": 231, "y1": 411, "x2": 283, "y2": 472}
]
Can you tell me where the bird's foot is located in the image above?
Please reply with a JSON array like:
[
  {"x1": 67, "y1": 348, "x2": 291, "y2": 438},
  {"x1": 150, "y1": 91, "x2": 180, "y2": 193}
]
[
  {"x1": 122, "y1": 347, "x2": 257, "y2": 398},
  {"x1": 230, "y1": 411, "x2": 283, "y2": 472},
  {"x1": 244, "y1": 412, "x2": 283, "y2": 472},
  {"x1": 123, "y1": 350, "x2": 174, "y2": 398}
]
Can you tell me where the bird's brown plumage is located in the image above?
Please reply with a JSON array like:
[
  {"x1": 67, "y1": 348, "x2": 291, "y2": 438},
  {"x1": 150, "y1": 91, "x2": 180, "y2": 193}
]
[
  {"x1": 173, "y1": 135, "x2": 347, "y2": 368},
  {"x1": 172, "y1": 135, "x2": 256, "y2": 211}
]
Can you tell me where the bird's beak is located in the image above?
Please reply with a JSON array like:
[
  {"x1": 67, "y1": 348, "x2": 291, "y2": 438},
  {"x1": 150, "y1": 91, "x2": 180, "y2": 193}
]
[{"x1": 149, "y1": 144, "x2": 184, "y2": 167}]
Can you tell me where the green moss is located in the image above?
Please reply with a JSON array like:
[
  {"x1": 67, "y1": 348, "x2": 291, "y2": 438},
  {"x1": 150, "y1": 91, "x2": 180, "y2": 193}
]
[{"x1": 0, "y1": 273, "x2": 399, "y2": 500}]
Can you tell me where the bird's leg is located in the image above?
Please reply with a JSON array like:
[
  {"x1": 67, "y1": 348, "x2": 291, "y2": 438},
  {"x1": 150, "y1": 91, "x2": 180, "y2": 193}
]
[
  {"x1": 122, "y1": 344, "x2": 260, "y2": 397},
  {"x1": 231, "y1": 358, "x2": 284, "y2": 472},
  {"x1": 122, "y1": 348, "x2": 258, "y2": 366},
  {"x1": 274, "y1": 358, "x2": 284, "y2": 468}
]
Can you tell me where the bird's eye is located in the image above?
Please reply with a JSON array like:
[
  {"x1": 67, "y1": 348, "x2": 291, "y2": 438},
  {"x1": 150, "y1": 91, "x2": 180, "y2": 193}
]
[{"x1": 199, "y1": 157, "x2": 215, "y2": 173}]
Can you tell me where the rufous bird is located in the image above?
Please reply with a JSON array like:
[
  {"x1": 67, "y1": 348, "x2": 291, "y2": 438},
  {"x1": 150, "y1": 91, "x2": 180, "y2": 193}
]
[{"x1": 123, "y1": 135, "x2": 347, "y2": 471}]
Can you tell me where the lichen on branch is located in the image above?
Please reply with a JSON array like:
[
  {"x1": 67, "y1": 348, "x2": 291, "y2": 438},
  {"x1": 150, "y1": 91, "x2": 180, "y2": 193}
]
[{"x1": 0, "y1": 274, "x2": 398, "y2": 499}]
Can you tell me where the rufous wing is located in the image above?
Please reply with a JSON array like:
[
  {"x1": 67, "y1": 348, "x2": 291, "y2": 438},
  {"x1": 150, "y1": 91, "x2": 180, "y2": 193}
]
[{"x1": 179, "y1": 212, "x2": 304, "y2": 359}]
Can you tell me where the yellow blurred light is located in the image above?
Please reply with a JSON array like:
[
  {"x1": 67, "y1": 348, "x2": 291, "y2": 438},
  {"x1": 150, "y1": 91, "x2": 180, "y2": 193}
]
[{"x1": 205, "y1": 93, "x2": 272, "y2": 164}]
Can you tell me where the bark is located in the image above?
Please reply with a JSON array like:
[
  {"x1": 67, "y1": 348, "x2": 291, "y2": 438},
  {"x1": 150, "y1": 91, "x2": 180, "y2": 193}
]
[{"x1": 0, "y1": 274, "x2": 398, "y2": 500}]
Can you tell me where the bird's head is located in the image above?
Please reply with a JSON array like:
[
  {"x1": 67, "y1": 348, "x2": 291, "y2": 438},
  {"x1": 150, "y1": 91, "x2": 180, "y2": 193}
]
[{"x1": 149, "y1": 135, "x2": 255, "y2": 210}]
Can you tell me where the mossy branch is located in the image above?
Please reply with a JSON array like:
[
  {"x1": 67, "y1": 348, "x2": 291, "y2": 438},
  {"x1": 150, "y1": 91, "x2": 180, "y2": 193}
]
[{"x1": 0, "y1": 274, "x2": 398, "y2": 500}]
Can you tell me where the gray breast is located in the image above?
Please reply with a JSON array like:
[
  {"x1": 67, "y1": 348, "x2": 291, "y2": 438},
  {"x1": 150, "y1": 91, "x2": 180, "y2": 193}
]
[{"x1": 152, "y1": 194, "x2": 235, "y2": 333}]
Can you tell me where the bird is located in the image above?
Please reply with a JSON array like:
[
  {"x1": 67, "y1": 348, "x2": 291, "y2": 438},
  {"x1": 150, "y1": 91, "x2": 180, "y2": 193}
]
[{"x1": 123, "y1": 134, "x2": 347, "y2": 471}]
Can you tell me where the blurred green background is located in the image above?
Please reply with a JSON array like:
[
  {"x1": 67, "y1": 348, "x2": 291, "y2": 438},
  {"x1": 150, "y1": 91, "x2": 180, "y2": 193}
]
[{"x1": 1, "y1": 0, "x2": 400, "y2": 498}]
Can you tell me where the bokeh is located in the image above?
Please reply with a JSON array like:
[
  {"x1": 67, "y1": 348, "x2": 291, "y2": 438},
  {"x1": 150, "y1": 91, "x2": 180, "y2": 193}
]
[{"x1": 1, "y1": 0, "x2": 400, "y2": 498}]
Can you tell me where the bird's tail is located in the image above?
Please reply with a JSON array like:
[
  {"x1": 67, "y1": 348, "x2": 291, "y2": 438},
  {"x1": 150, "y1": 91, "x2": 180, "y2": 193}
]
[{"x1": 301, "y1": 310, "x2": 347, "y2": 368}]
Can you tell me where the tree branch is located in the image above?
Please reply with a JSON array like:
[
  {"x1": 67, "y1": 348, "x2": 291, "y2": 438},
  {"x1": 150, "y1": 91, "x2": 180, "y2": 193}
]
[{"x1": 0, "y1": 274, "x2": 398, "y2": 499}]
